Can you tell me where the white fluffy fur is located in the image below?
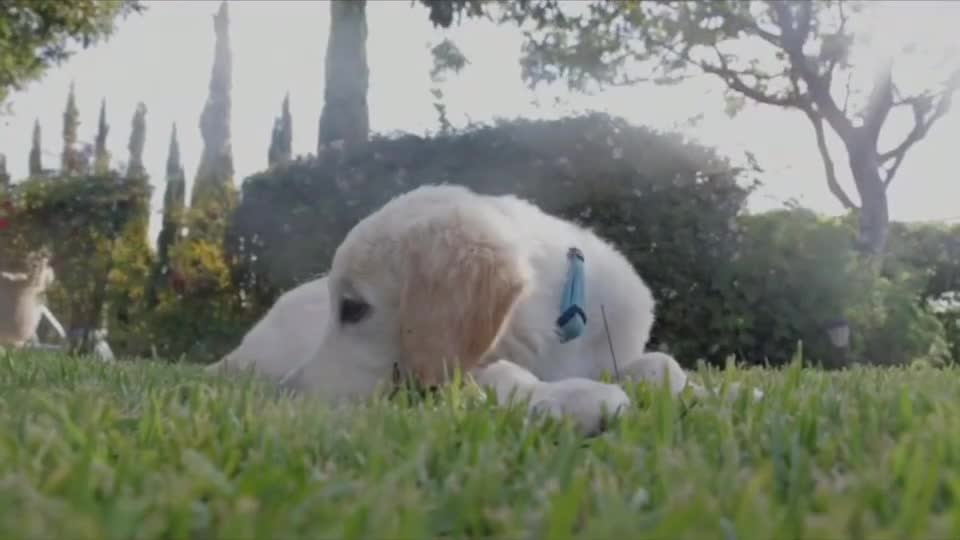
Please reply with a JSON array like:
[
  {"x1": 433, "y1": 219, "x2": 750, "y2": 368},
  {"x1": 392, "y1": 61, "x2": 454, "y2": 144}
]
[
  {"x1": 206, "y1": 278, "x2": 330, "y2": 380},
  {"x1": 210, "y1": 185, "x2": 758, "y2": 434}
]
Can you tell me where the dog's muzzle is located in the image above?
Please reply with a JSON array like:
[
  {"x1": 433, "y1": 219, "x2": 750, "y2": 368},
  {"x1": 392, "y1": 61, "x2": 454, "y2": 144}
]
[{"x1": 389, "y1": 362, "x2": 439, "y2": 398}]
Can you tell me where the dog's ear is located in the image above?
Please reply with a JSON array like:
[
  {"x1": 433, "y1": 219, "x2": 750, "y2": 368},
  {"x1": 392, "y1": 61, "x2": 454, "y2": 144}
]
[{"x1": 398, "y1": 219, "x2": 529, "y2": 386}]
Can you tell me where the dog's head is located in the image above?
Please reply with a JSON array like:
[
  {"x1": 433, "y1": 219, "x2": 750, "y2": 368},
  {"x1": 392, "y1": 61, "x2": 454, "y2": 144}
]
[{"x1": 281, "y1": 185, "x2": 532, "y2": 401}]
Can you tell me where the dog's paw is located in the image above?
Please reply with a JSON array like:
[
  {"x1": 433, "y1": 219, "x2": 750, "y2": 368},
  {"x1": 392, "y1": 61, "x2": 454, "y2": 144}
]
[{"x1": 529, "y1": 378, "x2": 631, "y2": 436}]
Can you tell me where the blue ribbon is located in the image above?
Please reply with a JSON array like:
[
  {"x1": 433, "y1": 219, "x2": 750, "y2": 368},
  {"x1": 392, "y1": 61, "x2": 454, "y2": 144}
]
[{"x1": 556, "y1": 247, "x2": 587, "y2": 343}]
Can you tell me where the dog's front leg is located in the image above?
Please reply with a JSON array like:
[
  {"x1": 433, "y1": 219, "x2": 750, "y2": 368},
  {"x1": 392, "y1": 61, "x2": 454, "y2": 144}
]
[
  {"x1": 619, "y1": 352, "x2": 764, "y2": 401},
  {"x1": 470, "y1": 359, "x2": 631, "y2": 436},
  {"x1": 617, "y1": 351, "x2": 692, "y2": 396}
]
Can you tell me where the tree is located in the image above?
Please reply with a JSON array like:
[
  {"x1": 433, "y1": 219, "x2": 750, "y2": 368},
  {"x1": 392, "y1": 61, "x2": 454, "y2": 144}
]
[
  {"x1": 0, "y1": 154, "x2": 9, "y2": 188},
  {"x1": 268, "y1": 93, "x2": 293, "y2": 167},
  {"x1": 0, "y1": 0, "x2": 144, "y2": 109},
  {"x1": 28, "y1": 120, "x2": 42, "y2": 177},
  {"x1": 61, "y1": 83, "x2": 84, "y2": 175},
  {"x1": 104, "y1": 102, "x2": 154, "y2": 356},
  {"x1": 428, "y1": 38, "x2": 470, "y2": 134},
  {"x1": 127, "y1": 102, "x2": 147, "y2": 177},
  {"x1": 94, "y1": 98, "x2": 111, "y2": 174},
  {"x1": 157, "y1": 1, "x2": 244, "y2": 362},
  {"x1": 476, "y1": 1, "x2": 960, "y2": 255},
  {"x1": 192, "y1": 1, "x2": 235, "y2": 208},
  {"x1": 317, "y1": 0, "x2": 369, "y2": 152},
  {"x1": 156, "y1": 124, "x2": 186, "y2": 279}
]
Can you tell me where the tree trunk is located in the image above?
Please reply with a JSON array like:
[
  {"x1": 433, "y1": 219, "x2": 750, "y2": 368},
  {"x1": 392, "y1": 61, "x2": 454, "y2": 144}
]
[
  {"x1": 847, "y1": 141, "x2": 889, "y2": 256},
  {"x1": 318, "y1": 0, "x2": 369, "y2": 153}
]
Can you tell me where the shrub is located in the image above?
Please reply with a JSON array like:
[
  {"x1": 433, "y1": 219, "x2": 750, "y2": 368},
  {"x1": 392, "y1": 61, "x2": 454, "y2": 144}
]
[
  {"x1": 139, "y1": 181, "x2": 251, "y2": 363},
  {"x1": 722, "y1": 209, "x2": 861, "y2": 366},
  {"x1": 726, "y1": 210, "x2": 951, "y2": 367},
  {"x1": 885, "y1": 222, "x2": 960, "y2": 364}
]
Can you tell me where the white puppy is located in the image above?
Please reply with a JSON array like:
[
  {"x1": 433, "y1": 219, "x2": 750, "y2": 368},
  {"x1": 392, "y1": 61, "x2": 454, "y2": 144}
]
[
  {"x1": 215, "y1": 185, "x2": 708, "y2": 435},
  {"x1": 207, "y1": 278, "x2": 329, "y2": 380}
]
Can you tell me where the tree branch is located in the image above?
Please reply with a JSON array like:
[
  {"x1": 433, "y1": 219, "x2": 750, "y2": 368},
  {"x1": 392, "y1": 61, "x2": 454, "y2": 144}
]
[
  {"x1": 725, "y1": 10, "x2": 782, "y2": 45},
  {"x1": 769, "y1": 0, "x2": 855, "y2": 140},
  {"x1": 824, "y1": 0, "x2": 849, "y2": 91},
  {"x1": 879, "y1": 71, "x2": 960, "y2": 186},
  {"x1": 803, "y1": 106, "x2": 858, "y2": 210},
  {"x1": 841, "y1": 70, "x2": 854, "y2": 114},
  {"x1": 697, "y1": 43, "x2": 801, "y2": 106},
  {"x1": 861, "y1": 58, "x2": 895, "y2": 146}
]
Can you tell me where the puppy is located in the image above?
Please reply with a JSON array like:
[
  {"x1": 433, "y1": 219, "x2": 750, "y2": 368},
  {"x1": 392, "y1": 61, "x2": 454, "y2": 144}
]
[
  {"x1": 206, "y1": 277, "x2": 330, "y2": 380},
  {"x1": 0, "y1": 252, "x2": 56, "y2": 347},
  {"x1": 218, "y1": 184, "x2": 713, "y2": 434}
]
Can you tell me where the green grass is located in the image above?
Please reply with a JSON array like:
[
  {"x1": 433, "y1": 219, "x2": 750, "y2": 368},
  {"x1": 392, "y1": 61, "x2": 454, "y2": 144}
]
[{"x1": 1, "y1": 351, "x2": 959, "y2": 540}]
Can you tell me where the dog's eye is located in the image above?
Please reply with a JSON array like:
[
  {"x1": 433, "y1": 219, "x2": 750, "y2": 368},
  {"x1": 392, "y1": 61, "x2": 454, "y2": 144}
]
[{"x1": 339, "y1": 297, "x2": 371, "y2": 325}]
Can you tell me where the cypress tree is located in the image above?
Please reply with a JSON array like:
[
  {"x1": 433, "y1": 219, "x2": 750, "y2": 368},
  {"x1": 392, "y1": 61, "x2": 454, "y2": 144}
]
[
  {"x1": 157, "y1": 124, "x2": 186, "y2": 269},
  {"x1": 268, "y1": 92, "x2": 292, "y2": 166},
  {"x1": 94, "y1": 98, "x2": 111, "y2": 174},
  {"x1": 192, "y1": 1, "x2": 235, "y2": 208},
  {"x1": 127, "y1": 102, "x2": 147, "y2": 178},
  {"x1": 0, "y1": 154, "x2": 9, "y2": 188},
  {"x1": 318, "y1": 0, "x2": 369, "y2": 152},
  {"x1": 29, "y1": 120, "x2": 42, "y2": 177},
  {"x1": 61, "y1": 82, "x2": 83, "y2": 174}
]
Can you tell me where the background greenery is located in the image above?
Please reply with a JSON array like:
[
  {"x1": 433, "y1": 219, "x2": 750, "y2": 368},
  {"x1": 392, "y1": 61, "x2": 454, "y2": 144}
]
[{"x1": 2, "y1": 113, "x2": 957, "y2": 368}]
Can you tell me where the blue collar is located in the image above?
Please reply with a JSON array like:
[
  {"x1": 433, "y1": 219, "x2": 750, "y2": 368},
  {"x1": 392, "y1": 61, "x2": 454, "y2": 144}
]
[{"x1": 555, "y1": 247, "x2": 587, "y2": 343}]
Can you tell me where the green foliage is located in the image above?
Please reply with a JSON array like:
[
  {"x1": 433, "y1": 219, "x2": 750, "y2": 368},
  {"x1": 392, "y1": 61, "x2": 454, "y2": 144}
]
[
  {"x1": 725, "y1": 210, "x2": 861, "y2": 366},
  {"x1": 725, "y1": 210, "x2": 953, "y2": 367},
  {"x1": 0, "y1": 0, "x2": 144, "y2": 107},
  {"x1": 103, "y1": 172, "x2": 154, "y2": 358},
  {"x1": 846, "y1": 268, "x2": 951, "y2": 367},
  {"x1": 429, "y1": 38, "x2": 469, "y2": 81},
  {"x1": 0, "y1": 173, "x2": 148, "y2": 257},
  {"x1": 153, "y1": 225, "x2": 250, "y2": 363},
  {"x1": 419, "y1": 0, "x2": 490, "y2": 29},
  {"x1": 149, "y1": 179, "x2": 244, "y2": 362},
  {"x1": 887, "y1": 222, "x2": 960, "y2": 300},
  {"x1": 0, "y1": 173, "x2": 151, "y2": 351},
  {"x1": 886, "y1": 222, "x2": 960, "y2": 364},
  {"x1": 4, "y1": 351, "x2": 960, "y2": 538}
]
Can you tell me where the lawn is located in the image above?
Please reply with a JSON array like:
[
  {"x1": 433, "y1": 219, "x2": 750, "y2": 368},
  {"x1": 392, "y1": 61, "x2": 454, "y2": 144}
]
[{"x1": 0, "y1": 350, "x2": 958, "y2": 540}]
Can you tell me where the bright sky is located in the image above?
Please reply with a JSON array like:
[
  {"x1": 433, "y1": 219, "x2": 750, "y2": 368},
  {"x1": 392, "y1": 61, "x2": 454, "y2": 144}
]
[{"x1": 1, "y1": 0, "x2": 958, "y2": 245}]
